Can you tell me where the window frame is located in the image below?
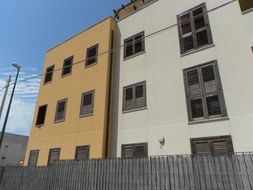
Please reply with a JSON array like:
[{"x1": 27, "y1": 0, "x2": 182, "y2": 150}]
[
  {"x1": 177, "y1": 3, "x2": 213, "y2": 55},
  {"x1": 85, "y1": 44, "x2": 99, "y2": 67},
  {"x1": 35, "y1": 104, "x2": 48, "y2": 126},
  {"x1": 28, "y1": 150, "x2": 39, "y2": 167},
  {"x1": 44, "y1": 65, "x2": 55, "y2": 84},
  {"x1": 54, "y1": 98, "x2": 68, "y2": 123},
  {"x1": 80, "y1": 90, "x2": 95, "y2": 117},
  {"x1": 61, "y1": 56, "x2": 73, "y2": 77},
  {"x1": 191, "y1": 135, "x2": 234, "y2": 155},
  {"x1": 47, "y1": 148, "x2": 60, "y2": 166},
  {"x1": 124, "y1": 31, "x2": 145, "y2": 59},
  {"x1": 121, "y1": 143, "x2": 148, "y2": 158},
  {"x1": 183, "y1": 60, "x2": 227, "y2": 122},
  {"x1": 75, "y1": 145, "x2": 90, "y2": 161},
  {"x1": 123, "y1": 81, "x2": 147, "y2": 112}
]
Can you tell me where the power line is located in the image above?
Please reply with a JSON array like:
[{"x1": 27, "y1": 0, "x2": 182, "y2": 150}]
[{"x1": 0, "y1": 0, "x2": 236, "y2": 93}]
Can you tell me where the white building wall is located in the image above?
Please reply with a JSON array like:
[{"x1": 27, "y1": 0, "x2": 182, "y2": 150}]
[{"x1": 112, "y1": 0, "x2": 253, "y2": 157}]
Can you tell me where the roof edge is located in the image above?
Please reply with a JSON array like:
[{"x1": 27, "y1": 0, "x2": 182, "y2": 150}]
[{"x1": 47, "y1": 16, "x2": 113, "y2": 53}]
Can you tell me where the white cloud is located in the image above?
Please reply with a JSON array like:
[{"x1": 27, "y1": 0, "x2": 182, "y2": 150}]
[{"x1": 0, "y1": 67, "x2": 40, "y2": 136}]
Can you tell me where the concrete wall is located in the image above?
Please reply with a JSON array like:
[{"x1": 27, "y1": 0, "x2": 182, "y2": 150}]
[
  {"x1": 112, "y1": 0, "x2": 253, "y2": 156},
  {"x1": 0, "y1": 133, "x2": 28, "y2": 166}
]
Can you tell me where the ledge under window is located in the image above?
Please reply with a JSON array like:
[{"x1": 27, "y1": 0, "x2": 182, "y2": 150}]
[
  {"x1": 181, "y1": 44, "x2": 215, "y2": 57},
  {"x1": 54, "y1": 119, "x2": 65, "y2": 124},
  {"x1": 123, "y1": 107, "x2": 147, "y2": 114},
  {"x1": 80, "y1": 113, "x2": 93, "y2": 118},
  {"x1": 85, "y1": 62, "x2": 98, "y2": 69},
  {"x1": 188, "y1": 117, "x2": 229, "y2": 125},
  {"x1": 123, "y1": 51, "x2": 146, "y2": 61}
]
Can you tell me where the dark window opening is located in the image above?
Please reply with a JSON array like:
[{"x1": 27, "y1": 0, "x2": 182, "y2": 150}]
[
  {"x1": 44, "y1": 65, "x2": 54, "y2": 84},
  {"x1": 238, "y1": 0, "x2": 253, "y2": 12},
  {"x1": 86, "y1": 44, "x2": 98, "y2": 67},
  {"x1": 36, "y1": 105, "x2": 47, "y2": 126},
  {"x1": 125, "y1": 88, "x2": 133, "y2": 100},
  {"x1": 191, "y1": 99, "x2": 204, "y2": 118},
  {"x1": 123, "y1": 82, "x2": 146, "y2": 111},
  {"x1": 55, "y1": 99, "x2": 67, "y2": 122},
  {"x1": 47, "y1": 148, "x2": 60, "y2": 166},
  {"x1": 28, "y1": 150, "x2": 39, "y2": 167},
  {"x1": 62, "y1": 56, "x2": 73, "y2": 76},
  {"x1": 124, "y1": 32, "x2": 145, "y2": 59},
  {"x1": 206, "y1": 95, "x2": 221, "y2": 116},
  {"x1": 80, "y1": 91, "x2": 95, "y2": 116},
  {"x1": 75, "y1": 146, "x2": 90, "y2": 161}
]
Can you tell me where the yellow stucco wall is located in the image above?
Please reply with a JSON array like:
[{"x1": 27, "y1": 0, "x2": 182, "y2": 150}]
[{"x1": 24, "y1": 17, "x2": 116, "y2": 166}]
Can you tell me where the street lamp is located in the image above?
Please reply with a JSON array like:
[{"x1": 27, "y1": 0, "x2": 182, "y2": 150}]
[{"x1": 0, "y1": 63, "x2": 21, "y2": 149}]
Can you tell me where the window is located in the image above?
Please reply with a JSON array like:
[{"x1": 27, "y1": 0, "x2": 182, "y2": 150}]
[
  {"x1": 44, "y1": 65, "x2": 54, "y2": 84},
  {"x1": 62, "y1": 56, "x2": 73, "y2": 77},
  {"x1": 75, "y1": 146, "x2": 90, "y2": 161},
  {"x1": 123, "y1": 81, "x2": 146, "y2": 112},
  {"x1": 191, "y1": 136, "x2": 234, "y2": 155},
  {"x1": 28, "y1": 150, "x2": 39, "y2": 166},
  {"x1": 54, "y1": 99, "x2": 67, "y2": 122},
  {"x1": 80, "y1": 90, "x2": 95, "y2": 116},
  {"x1": 36, "y1": 105, "x2": 47, "y2": 126},
  {"x1": 183, "y1": 61, "x2": 227, "y2": 121},
  {"x1": 86, "y1": 44, "x2": 98, "y2": 67},
  {"x1": 124, "y1": 31, "x2": 145, "y2": 59},
  {"x1": 122, "y1": 143, "x2": 148, "y2": 158},
  {"x1": 238, "y1": 0, "x2": 253, "y2": 12},
  {"x1": 47, "y1": 148, "x2": 60, "y2": 166},
  {"x1": 178, "y1": 3, "x2": 213, "y2": 54}
]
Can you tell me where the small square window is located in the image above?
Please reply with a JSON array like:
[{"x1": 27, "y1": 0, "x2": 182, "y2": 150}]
[
  {"x1": 122, "y1": 143, "x2": 148, "y2": 158},
  {"x1": 80, "y1": 90, "x2": 95, "y2": 116},
  {"x1": 44, "y1": 65, "x2": 54, "y2": 84},
  {"x1": 238, "y1": 0, "x2": 253, "y2": 12},
  {"x1": 124, "y1": 31, "x2": 145, "y2": 59},
  {"x1": 86, "y1": 44, "x2": 98, "y2": 67},
  {"x1": 36, "y1": 105, "x2": 47, "y2": 126},
  {"x1": 62, "y1": 56, "x2": 73, "y2": 77},
  {"x1": 47, "y1": 148, "x2": 60, "y2": 166},
  {"x1": 75, "y1": 146, "x2": 90, "y2": 161},
  {"x1": 55, "y1": 99, "x2": 67, "y2": 122},
  {"x1": 123, "y1": 81, "x2": 146, "y2": 112},
  {"x1": 28, "y1": 150, "x2": 39, "y2": 167}
]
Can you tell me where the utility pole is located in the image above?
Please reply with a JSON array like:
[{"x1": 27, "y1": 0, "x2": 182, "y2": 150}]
[{"x1": 0, "y1": 76, "x2": 11, "y2": 120}]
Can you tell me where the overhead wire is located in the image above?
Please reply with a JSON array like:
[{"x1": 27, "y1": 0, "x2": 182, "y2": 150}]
[{"x1": 0, "y1": 0, "x2": 236, "y2": 93}]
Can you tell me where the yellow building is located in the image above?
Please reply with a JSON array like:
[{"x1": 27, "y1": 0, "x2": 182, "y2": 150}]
[{"x1": 24, "y1": 17, "x2": 116, "y2": 166}]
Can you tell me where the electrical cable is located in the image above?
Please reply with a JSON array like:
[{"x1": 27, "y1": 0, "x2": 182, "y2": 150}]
[{"x1": 0, "y1": 0, "x2": 236, "y2": 93}]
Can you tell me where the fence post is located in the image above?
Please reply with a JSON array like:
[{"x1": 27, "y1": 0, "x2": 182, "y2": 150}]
[{"x1": 0, "y1": 167, "x2": 4, "y2": 185}]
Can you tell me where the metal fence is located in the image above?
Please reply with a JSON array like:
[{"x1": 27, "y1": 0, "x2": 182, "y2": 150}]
[{"x1": 0, "y1": 154, "x2": 253, "y2": 190}]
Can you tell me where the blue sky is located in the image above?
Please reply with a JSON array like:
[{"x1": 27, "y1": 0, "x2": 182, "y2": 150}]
[{"x1": 0, "y1": 0, "x2": 128, "y2": 135}]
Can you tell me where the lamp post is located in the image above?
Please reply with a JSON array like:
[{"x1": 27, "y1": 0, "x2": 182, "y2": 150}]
[
  {"x1": 0, "y1": 75, "x2": 11, "y2": 119},
  {"x1": 0, "y1": 63, "x2": 21, "y2": 149}
]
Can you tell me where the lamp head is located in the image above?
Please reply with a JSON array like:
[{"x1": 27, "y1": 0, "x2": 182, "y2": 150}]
[{"x1": 12, "y1": 62, "x2": 21, "y2": 70}]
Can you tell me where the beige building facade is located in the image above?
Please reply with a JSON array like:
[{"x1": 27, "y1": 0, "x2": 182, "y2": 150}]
[{"x1": 25, "y1": 17, "x2": 116, "y2": 166}]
